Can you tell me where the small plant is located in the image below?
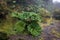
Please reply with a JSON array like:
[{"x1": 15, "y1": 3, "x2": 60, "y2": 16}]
[
  {"x1": 53, "y1": 9, "x2": 60, "y2": 20},
  {"x1": 12, "y1": 11, "x2": 42, "y2": 36},
  {"x1": 38, "y1": 8, "x2": 52, "y2": 25}
]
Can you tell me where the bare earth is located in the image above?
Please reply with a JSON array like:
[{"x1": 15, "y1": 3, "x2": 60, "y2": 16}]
[{"x1": 40, "y1": 20, "x2": 60, "y2": 40}]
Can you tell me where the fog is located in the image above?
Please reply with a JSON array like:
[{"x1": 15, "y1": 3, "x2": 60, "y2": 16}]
[{"x1": 53, "y1": 0, "x2": 60, "y2": 3}]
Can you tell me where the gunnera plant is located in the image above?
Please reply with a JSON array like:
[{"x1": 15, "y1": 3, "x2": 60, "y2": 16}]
[{"x1": 11, "y1": 11, "x2": 42, "y2": 36}]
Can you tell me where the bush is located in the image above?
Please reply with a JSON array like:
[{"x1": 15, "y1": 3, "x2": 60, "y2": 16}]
[
  {"x1": 11, "y1": 11, "x2": 42, "y2": 36},
  {"x1": 38, "y1": 8, "x2": 51, "y2": 17},
  {"x1": 38, "y1": 8, "x2": 52, "y2": 24},
  {"x1": 53, "y1": 9, "x2": 60, "y2": 20}
]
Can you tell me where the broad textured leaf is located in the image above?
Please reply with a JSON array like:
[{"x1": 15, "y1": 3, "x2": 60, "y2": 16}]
[
  {"x1": 27, "y1": 22, "x2": 42, "y2": 36},
  {"x1": 11, "y1": 12, "x2": 42, "y2": 22},
  {"x1": 11, "y1": 12, "x2": 19, "y2": 17},
  {"x1": 14, "y1": 21, "x2": 26, "y2": 33}
]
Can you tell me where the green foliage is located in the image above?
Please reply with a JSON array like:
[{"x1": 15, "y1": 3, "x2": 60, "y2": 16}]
[
  {"x1": 19, "y1": 12, "x2": 41, "y2": 22},
  {"x1": 38, "y1": 8, "x2": 52, "y2": 23},
  {"x1": 38, "y1": 8, "x2": 51, "y2": 17},
  {"x1": 14, "y1": 21, "x2": 26, "y2": 33},
  {"x1": 12, "y1": 11, "x2": 42, "y2": 36},
  {"x1": 27, "y1": 22, "x2": 41, "y2": 36},
  {"x1": 12, "y1": 11, "x2": 41, "y2": 22},
  {"x1": 0, "y1": 20, "x2": 16, "y2": 35},
  {"x1": 11, "y1": 11, "x2": 19, "y2": 18}
]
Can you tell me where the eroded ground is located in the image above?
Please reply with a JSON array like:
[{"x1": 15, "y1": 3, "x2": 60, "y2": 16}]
[{"x1": 40, "y1": 20, "x2": 60, "y2": 40}]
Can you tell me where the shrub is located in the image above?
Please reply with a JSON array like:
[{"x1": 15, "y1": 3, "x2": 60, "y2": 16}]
[
  {"x1": 38, "y1": 8, "x2": 51, "y2": 17},
  {"x1": 11, "y1": 11, "x2": 42, "y2": 36},
  {"x1": 38, "y1": 8, "x2": 52, "y2": 25},
  {"x1": 53, "y1": 9, "x2": 60, "y2": 20}
]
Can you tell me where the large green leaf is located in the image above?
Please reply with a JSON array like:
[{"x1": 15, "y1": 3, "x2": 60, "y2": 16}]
[
  {"x1": 27, "y1": 22, "x2": 42, "y2": 36},
  {"x1": 11, "y1": 12, "x2": 42, "y2": 22},
  {"x1": 11, "y1": 12, "x2": 19, "y2": 17},
  {"x1": 14, "y1": 21, "x2": 26, "y2": 33}
]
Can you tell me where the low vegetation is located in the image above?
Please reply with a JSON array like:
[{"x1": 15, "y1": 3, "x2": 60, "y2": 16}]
[{"x1": 11, "y1": 11, "x2": 42, "y2": 36}]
